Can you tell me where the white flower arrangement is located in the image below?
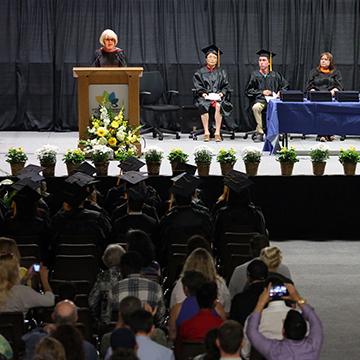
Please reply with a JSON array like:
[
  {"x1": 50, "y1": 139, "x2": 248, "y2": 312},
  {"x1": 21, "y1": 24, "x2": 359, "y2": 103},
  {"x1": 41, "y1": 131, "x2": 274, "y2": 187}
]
[
  {"x1": 87, "y1": 144, "x2": 114, "y2": 162},
  {"x1": 241, "y1": 146, "x2": 262, "y2": 163},
  {"x1": 143, "y1": 146, "x2": 164, "y2": 163},
  {"x1": 35, "y1": 144, "x2": 59, "y2": 164},
  {"x1": 193, "y1": 145, "x2": 214, "y2": 165}
]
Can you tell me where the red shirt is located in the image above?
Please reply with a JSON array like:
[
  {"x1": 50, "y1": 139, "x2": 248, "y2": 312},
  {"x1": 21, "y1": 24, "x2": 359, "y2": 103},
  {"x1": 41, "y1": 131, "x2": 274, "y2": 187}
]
[{"x1": 178, "y1": 309, "x2": 223, "y2": 342}]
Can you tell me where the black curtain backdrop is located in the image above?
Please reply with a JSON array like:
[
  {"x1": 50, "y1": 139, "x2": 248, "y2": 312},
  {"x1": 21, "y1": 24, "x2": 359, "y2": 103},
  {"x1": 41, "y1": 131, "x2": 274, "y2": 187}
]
[{"x1": 1, "y1": 0, "x2": 360, "y2": 131}]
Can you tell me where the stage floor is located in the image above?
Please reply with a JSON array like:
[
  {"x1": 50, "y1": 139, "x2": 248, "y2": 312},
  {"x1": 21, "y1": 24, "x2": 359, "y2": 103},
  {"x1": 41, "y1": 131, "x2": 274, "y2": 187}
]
[{"x1": 1, "y1": 131, "x2": 360, "y2": 176}]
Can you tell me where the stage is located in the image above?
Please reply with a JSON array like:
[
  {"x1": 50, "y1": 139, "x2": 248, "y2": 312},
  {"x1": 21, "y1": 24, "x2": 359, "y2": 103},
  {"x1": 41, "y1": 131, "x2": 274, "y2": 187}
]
[{"x1": 1, "y1": 131, "x2": 360, "y2": 177}]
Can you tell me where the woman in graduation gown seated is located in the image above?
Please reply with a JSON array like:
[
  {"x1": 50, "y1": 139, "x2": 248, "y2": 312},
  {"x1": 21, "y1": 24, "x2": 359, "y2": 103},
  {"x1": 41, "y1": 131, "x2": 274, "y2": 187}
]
[
  {"x1": 305, "y1": 52, "x2": 343, "y2": 142},
  {"x1": 193, "y1": 44, "x2": 233, "y2": 142},
  {"x1": 92, "y1": 29, "x2": 127, "y2": 67}
]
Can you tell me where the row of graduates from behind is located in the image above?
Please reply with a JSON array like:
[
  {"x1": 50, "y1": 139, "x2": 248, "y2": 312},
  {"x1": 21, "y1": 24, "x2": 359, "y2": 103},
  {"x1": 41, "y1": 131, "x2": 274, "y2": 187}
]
[{"x1": 0, "y1": 158, "x2": 267, "y2": 268}]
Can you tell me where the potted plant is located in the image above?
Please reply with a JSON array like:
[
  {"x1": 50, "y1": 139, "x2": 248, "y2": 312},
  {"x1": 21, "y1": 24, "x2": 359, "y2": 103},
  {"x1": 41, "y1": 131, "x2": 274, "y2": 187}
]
[
  {"x1": 88, "y1": 144, "x2": 114, "y2": 176},
  {"x1": 34, "y1": 145, "x2": 58, "y2": 177},
  {"x1": 216, "y1": 148, "x2": 237, "y2": 175},
  {"x1": 193, "y1": 145, "x2": 214, "y2": 176},
  {"x1": 168, "y1": 148, "x2": 189, "y2": 175},
  {"x1": 276, "y1": 146, "x2": 299, "y2": 176},
  {"x1": 241, "y1": 147, "x2": 262, "y2": 176},
  {"x1": 144, "y1": 146, "x2": 164, "y2": 176},
  {"x1": 5, "y1": 147, "x2": 28, "y2": 176},
  {"x1": 114, "y1": 146, "x2": 137, "y2": 162},
  {"x1": 63, "y1": 148, "x2": 86, "y2": 175},
  {"x1": 338, "y1": 146, "x2": 360, "y2": 175},
  {"x1": 309, "y1": 144, "x2": 329, "y2": 176}
]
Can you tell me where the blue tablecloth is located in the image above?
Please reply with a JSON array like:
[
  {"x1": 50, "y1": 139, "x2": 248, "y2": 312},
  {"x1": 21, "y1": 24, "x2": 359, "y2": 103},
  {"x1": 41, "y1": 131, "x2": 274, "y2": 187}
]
[{"x1": 264, "y1": 99, "x2": 360, "y2": 153}]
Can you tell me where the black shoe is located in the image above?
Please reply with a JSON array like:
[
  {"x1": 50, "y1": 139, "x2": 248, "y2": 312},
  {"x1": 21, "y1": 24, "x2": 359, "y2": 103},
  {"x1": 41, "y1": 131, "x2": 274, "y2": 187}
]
[{"x1": 253, "y1": 133, "x2": 264, "y2": 142}]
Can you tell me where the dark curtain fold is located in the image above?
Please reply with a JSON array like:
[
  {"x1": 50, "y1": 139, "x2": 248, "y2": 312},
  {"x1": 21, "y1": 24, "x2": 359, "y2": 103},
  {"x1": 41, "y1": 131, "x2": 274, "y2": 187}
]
[{"x1": 1, "y1": 0, "x2": 360, "y2": 131}]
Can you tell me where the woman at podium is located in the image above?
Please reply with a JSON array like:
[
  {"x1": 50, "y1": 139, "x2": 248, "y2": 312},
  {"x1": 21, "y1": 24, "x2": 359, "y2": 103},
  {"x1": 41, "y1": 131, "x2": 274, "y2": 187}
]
[
  {"x1": 305, "y1": 52, "x2": 343, "y2": 142},
  {"x1": 193, "y1": 44, "x2": 232, "y2": 142},
  {"x1": 92, "y1": 29, "x2": 127, "y2": 67}
]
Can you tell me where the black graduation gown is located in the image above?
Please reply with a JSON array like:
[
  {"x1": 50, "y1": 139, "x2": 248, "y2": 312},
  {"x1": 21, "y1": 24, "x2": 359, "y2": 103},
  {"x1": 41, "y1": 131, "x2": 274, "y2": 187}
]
[
  {"x1": 193, "y1": 66, "x2": 233, "y2": 118},
  {"x1": 305, "y1": 68, "x2": 343, "y2": 92},
  {"x1": 92, "y1": 48, "x2": 127, "y2": 67},
  {"x1": 245, "y1": 70, "x2": 289, "y2": 104}
]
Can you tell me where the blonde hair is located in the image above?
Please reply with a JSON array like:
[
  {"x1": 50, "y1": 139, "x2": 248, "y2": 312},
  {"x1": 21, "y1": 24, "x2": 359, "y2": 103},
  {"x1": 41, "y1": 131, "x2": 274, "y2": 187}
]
[
  {"x1": 260, "y1": 246, "x2": 282, "y2": 270},
  {"x1": 35, "y1": 336, "x2": 66, "y2": 360},
  {"x1": 99, "y1": 29, "x2": 118, "y2": 46},
  {"x1": 0, "y1": 254, "x2": 20, "y2": 308},
  {"x1": 182, "y1": 248, "x2": 218, "y2": 282},
  {"x1": 0, "y1": 237, "x2": 21, "y2": 261}
]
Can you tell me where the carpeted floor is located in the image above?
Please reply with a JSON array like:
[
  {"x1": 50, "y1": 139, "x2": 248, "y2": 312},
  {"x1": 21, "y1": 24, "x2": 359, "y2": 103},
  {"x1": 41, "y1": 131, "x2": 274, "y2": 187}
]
[{"x1": 272, "y1": 240, "x2": 360, "y2": 360}]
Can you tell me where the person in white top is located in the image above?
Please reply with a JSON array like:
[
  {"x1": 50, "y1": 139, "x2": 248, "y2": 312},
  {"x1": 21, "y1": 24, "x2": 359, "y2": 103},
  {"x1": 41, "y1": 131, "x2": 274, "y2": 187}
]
[
  {"x1": 241, "y1": 278, "x2": 293, "y2": 359},
  {"x1": 229, "y1": 246, "x2": 291, "y2": 298},
  {"x1": 169, "y1": 248, "x2": 231, "y2": 313}
]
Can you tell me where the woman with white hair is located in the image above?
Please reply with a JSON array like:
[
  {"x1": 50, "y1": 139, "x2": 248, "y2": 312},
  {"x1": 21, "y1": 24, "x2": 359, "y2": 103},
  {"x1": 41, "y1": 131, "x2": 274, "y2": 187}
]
[
  {"x1": 228, "y1": 246, "x2": 291, "y2": 298},
  {"x1": 88, "y1": 244, "x2": 126, "y2": 325},
  {"x1": 92, "y1": 29, "x2": 127, "y2": 67}
]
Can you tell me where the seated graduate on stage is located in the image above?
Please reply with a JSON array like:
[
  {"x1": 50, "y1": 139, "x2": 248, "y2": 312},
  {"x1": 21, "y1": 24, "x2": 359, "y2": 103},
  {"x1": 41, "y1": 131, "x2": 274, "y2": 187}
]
[
  {"x1": 193, "y1": 44, "x2": 233, "y2": 142},
  {"x1": 245, "y1": 49, "x2": 289, "y2": 142},
  {"x1": 305, "y1": 51, "x2": 343, "y2": 142},
  {"x1": 92, "y1": 28, "x2": 127, "y2": 67}
]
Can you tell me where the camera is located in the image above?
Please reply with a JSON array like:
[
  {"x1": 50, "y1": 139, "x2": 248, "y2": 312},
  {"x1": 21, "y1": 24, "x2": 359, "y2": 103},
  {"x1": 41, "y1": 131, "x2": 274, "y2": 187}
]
[
  {"x1": 269, "y1": 285, "x2": 288, "y2": 298},
  {"x1": 33, "y1": 263, "x2": 41, "y2": 272}
]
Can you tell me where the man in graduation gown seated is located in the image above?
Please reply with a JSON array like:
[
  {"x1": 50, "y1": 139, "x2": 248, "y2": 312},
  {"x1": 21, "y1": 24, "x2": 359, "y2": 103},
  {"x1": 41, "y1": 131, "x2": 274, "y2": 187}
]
[{"x1": 245, "y1": 50, "x2": 289, "y2": 142}]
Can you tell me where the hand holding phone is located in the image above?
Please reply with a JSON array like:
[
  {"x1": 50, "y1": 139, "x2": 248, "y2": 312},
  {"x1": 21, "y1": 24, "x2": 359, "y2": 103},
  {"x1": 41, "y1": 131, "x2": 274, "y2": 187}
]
[
  {"x1": 33, "y1": 263, "x2": 41, "y2": 272},
  {"x1": 269, "y1": 285, "x2": 288, "y2": 298}
]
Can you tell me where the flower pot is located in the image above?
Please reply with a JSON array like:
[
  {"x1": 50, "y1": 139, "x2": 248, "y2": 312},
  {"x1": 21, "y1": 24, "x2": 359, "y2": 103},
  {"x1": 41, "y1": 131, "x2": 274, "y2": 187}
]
[
  {"x1": 147, "y1": 162, "x2": 161, "y2": 176},
  {"x1": 40, "y1": 161, "x2": 56, "y2": 177},
  {"x1": 10, "y1": 162, "x2": 26, "y2": 176},
  {"x1": 312, "y1": 161, "x2": 326, "y2": 176},
  {"x1": 94, "y1": 161, "x2": 109, "y2": 176},
  {"x1": 65, "y1": 162, "x2": 79, "y2": 176},
  {"x1": 197, "y1": 163, "x2": 210, "y2": 176},
  {"x1": 342, "y1": 162, "x2": 357, "y2": 176},
  {"x1": 280, "y1": 162, "x2": 294, "y2": 176},
  {"x1": 171, "y1": 161, "x2": 186, "y2": 176},
  {"x1": 220, "y1": 162, "x2": 234, "y2": 176},
  {"x1": 244, "y1": 162, "x2": 260, "y2": 176}
]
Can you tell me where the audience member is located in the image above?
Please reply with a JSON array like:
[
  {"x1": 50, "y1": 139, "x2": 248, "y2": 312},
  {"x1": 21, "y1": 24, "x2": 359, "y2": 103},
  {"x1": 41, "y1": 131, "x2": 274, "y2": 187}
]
[
  {"x1": 230, "y1": 259, "x2": 268, "y2": 325},
  {"x1": 104, "y1": 327, "x2": 137, "y2": 360},
  {"x1": 0, "y1": 253, "x2": 54, "y2": 314},
  {"x1": 170, "y1": 248, "x2": 230, "y2": 314},
  {"x1": 52, "y1": 324, "x2": 85, "y2": 360},
  {"x1": 89, "y1": 244, "x2": 126, "y2": 325},
  {"x1": 178, "y1": 282, "x2": 223, "y2": 342},
  {"x1": 247, "y1": 283, "x2": 323, "y2": 360},
  {"x1": 113, "y1": 252, "x2": 166, "y2": 325},
  {"x1": 126, "y1": 230, "x2": 161, "y2": 283},
  {"x1": 193, "y1": 328, "x2": 220, "y2": 360},
  {"x1": 216, "y1": 320, "x2": 243, "y2": 359},
  {"x1": 241, "y1": 278, "x2": 293, "y2": 359},
  {"x1": 34, "y1": 336, "x2": 66, "y2": 360},
  {"x1": 110, "y1": 348, "x2": 139, "y2": 360},
  {"x1": 229, "y1": 246, "x2": 291, "y2": 298},
  {"x1": 186, "y1": 235, "x2": 212, "y2": 256},
  {"x1": 127, "y1": 309, "x2": 175, "y2": 360},
  {"x1": 22, "y1": 300, "x2": 98, "y2": 360}
]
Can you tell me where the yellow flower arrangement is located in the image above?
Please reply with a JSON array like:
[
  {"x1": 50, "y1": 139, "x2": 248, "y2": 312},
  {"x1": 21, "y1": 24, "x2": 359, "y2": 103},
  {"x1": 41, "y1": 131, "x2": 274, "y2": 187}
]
[{"x1": 81, "y1": 93, "x2": 141, "y2": 154}]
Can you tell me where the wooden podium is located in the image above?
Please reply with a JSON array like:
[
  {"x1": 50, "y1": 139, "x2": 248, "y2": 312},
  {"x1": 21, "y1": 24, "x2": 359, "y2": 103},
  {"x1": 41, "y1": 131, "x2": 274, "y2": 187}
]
[{"x1": 73, "y1": 67, "x2": 143, "y2": 141}]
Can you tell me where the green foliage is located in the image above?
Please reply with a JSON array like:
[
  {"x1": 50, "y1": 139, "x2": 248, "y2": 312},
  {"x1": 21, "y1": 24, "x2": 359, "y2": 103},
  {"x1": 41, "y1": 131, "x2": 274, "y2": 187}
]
[
  {"x1": 168, "y1": 148, "x2": 189, "y2": 163},
  {"x1": 216, "y1": 148, "x2": 237, "y2": 164},
  {"x1": 339, "y1": 147, "x2": 360, "y2": 164},
  {"x1": 309, "y1": 144, "x2": 330, "y2": 162},
  {"x1": 194, "y1": 146, "x2": 214, "y2": 165},
  {"x1": 5, "y1": 147, "x2": 28, "y2": 164},
  {"x1": 276, "y1": 146, "x2": 299, "y2": 163},
  {"x1": 144, "y1": 146, "x2": 164, "y2": 163},
  {"x1": 63, "y1": 149, "x2": 86, "y2": 164}
]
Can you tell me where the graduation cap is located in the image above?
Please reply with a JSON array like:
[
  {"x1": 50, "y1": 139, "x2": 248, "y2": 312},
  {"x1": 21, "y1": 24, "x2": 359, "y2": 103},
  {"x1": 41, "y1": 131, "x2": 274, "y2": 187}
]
[
  {"x1": 256, "y1": 49, "x2": 276, "y2": 71},
  {"x1": 118, "y1": 157, "x2": 145, "y2": 172},
  {"x1": 120, "y1": 170, "x2": 148, "y2": 185},
  {"x1": 76, "y1": 162, "x2": 97, "y2": 176},
  {"x1": 171, "y1": 163, "x2": 197, "y2": 178},
  {"x1": 170, "y1": 173, "x2": 201, "y2": 197},
  {"x1": 65, "y1": 172, "x2": 99, "y2": 187},
  {"x1": 201, "y1": 44, "x2": 223, "y2": 66},
  {"x1": 17, "y1": 164, "x2": 45, "y2": 182},
  {"x1": 12, "y1": 178, "x2": 41, "y2": 204},
  {"x1": 18, "y1": 164, "x2": 44, "y2": 175},
  {"x1": 223, "y1": 170, "x2": 253, "y2": 193}
]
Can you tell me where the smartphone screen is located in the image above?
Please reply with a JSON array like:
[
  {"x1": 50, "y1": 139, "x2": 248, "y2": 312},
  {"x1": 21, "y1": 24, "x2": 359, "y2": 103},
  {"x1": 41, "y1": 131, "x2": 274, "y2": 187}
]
[{"x1": 33, "y1": 264, "x2": 41, "y2": 272}]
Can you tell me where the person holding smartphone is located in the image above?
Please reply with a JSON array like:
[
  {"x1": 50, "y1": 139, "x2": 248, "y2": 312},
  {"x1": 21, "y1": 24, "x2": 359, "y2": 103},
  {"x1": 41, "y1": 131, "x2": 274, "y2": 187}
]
[{"x1": 246, "y1": 283, "x2": 323, "y2": 360}]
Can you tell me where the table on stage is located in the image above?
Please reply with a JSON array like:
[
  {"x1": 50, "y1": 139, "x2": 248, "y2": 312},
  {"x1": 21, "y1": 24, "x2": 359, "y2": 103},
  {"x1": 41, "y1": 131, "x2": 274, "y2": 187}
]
[{"x1": 263, "y1": 99, "x2": 360, "y2": 153}]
